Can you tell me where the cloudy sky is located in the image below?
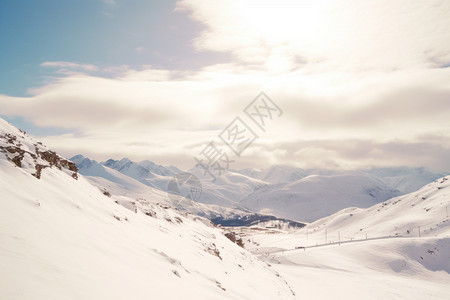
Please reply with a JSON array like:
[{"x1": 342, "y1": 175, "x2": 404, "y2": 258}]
[{"x1": 1, "y1": 0, "x2": 449, "y2": 171}]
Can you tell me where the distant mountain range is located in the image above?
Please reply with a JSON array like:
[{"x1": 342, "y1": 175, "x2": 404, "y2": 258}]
[
  {"x1": 71, "y1": 154, "x2": 447, "y2": 223},
  {"x1": 70, "y1": 154, "x2": 304, "y2": 227}
]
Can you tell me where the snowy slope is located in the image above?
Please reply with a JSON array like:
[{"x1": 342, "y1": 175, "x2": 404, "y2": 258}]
[
  {"x1": 305, "y1": 175, "x2": 450, "y2": 239},
  {"x1": 241, "y1": 179, "x2": 450, "y2": 299},
  {"x1": 244, "y1": 176, "x2": 450, "y2": 250},
  {"x1": 241, "y1": 173, "x2": 399, "y2": 222},
  {"x1": 0, "y1": 119, "x2": 295, "y2": 299},
  {"x1": 269, "y1": 237, "x2": 450, "y2": 300}
]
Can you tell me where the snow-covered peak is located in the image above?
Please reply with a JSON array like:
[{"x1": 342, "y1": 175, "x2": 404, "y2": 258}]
[
  {"x1": 103, "y1": 157, "x2": 132, "y2": 169},
  {"x1": 102, "y1": 157, "x2": 180, "y2": 178},
  {"x1": 138, "y1": 159, "x2": 180, "y2": 177},
  {"x1": 71, "y1": 154, "x2": 98, "y2": 169},
  {"x1": 237, "y1": 164, "x2": 447, "y2": 193},
  {"x1": 103, "y1": 158, "x2": 153, "y2": 179}
]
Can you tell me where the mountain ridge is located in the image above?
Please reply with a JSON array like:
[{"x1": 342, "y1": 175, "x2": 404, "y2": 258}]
[{"x1": 72, "y1": 153, "x2": 447, "y2": 222}]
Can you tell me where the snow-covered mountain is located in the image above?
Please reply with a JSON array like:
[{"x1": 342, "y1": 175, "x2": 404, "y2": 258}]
[
  {"x1": 72, "y1": 154, "x2": 305, "y2": 228},
  {"x1": 193, "y1": 170, "x2": 269, "y2": 207},
  {"x1": 237, "y1": 165, "x2": 335, "y2": 184},
  {"x1": 71, "y1": 154, "x2": 171, "y2": 202},
  {"x1": 241, "y1": 173, "x2": 400, "y2": 222},
  {"x1": 78, "y1": 156, "x2": 269, "y2": 208},
  {"x1": 102, "y1": 157, "x2": 181, "y2": 190},
  {"x1": 0, "y1": 118, "x2": 296, "y2": 299},
  {"x1": 236, "y1": 166, "x2": 446, "y2": 222},
  {"x1": 237, "y1": 165, "x2": 447, "y2": 192},
  {"x1": 75, "y1": 154, "x2": 446, "y2": 223}
]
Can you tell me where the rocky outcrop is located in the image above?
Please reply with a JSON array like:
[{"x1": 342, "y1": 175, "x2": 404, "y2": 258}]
[
  {"x1": 224, "y1": 231, "x2": 244, "y2": 248},
  {"x1": 0, "y1": 130, "x2": 78, "y2": 180}
]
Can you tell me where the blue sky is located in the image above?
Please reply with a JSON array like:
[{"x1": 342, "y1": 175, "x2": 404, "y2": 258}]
[
  {"x1": 0, "y1": 0, "x2": 226, "y2": 96},
  {"x1": 0, "y1": 0, "x2": 449, "y2": 171}
]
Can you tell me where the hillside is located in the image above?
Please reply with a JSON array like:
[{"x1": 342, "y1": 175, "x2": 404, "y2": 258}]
[
  {"x1": 0, "y1": 118, "x2": 295, "y2": 299},
  {"x1": 306, "y1": 175, "x2": 450, "y2": 239},
  {"x1": 245, "y1": 175, "x2": 450, "y2": 250},
  {"x1": 241, "y1": 177, "x2": 450, "y2": 300}
]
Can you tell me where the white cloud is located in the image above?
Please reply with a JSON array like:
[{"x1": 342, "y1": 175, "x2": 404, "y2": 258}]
[
  {"x1": 178, "y1": 0, "x2": 450, "y2": 72},
  {"x1": 1, "y1": 0, "x2": 450, "y2": 171},
  {"x1": 1, "y1": 64, "x2": 449, "y2": 170},
  {"x1": 40, "y1": 61, "x2": 99, "y2": 72}
]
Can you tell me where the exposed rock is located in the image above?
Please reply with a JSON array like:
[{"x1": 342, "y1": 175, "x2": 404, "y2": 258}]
[
  {"x1": 0, "y1": 131, "x2": 78, "y2": 180},
  {"x1": 4, "y1": 146, "x2": 26, "y2": 167},
  {"x1": 224, "y1": 231, "x2": 245, "y2": 248},
  {"x1": 33, "y1": 164, "x2": 48, "y2": 179}
]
